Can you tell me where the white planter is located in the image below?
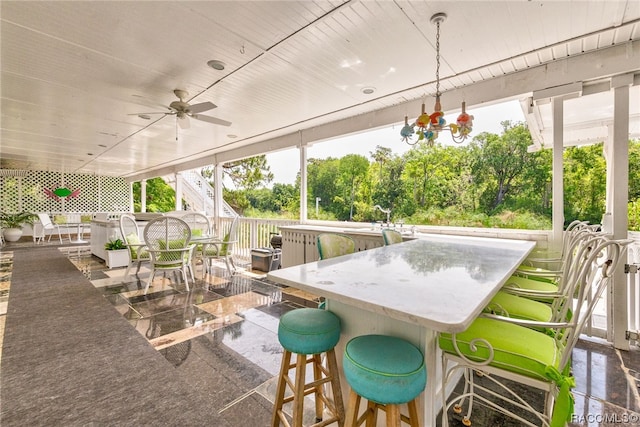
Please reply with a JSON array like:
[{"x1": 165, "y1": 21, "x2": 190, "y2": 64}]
[
  {"x1": 106, "y1": 249, "x2": 129, "y2": 268},
  {"x1": 3, "y1": 228, "x2": 23, "y2": 242}
]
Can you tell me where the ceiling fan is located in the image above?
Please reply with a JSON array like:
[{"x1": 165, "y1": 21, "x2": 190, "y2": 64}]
[{"x1": 132, "y1": 89, "x2": 231, "y2": 129}]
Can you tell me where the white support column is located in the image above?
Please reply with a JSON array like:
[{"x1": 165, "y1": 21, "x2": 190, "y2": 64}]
[
  {"x1": 551, "y1": 97, "x2": 564, "y2": 253},
  {"x1": 214, "y1": 164, "x2": 224, "y2": 232},
  {"x1": 174, "y1": 172, "x2": 183, "y2": 211},
  {"x1": 129, "y1": 182, "x2": 134, "y2": 212},
  {"x1": 299, "y1": 143, "x2": 308, "y2": 222},
  {"x1": 610, "y1": 75, "x2": 631, "y2": 349},
  {"x1": 140, "y1": 179, "x2": 147, "y2": 212}
]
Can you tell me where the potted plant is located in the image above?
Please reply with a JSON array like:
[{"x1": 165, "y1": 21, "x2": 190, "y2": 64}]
[
  {"x1": 0, "y1": 211, "x2": 37, "y2": 242},
  {"x1": 104, "y1": 237, "x2": 129, "y2": 268}
]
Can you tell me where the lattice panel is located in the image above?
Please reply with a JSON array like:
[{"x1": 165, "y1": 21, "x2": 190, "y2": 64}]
[{"x1": 0, "y1": 170, "x2": 130, "y2": 214}]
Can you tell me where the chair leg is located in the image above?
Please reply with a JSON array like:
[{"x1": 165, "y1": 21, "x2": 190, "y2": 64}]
[
  {"x1": 182, "y1": 268, "x2": 190, "y2": 291},
  {"x1": 123, "y1": 264, "x2": 132, "y2": 279},
  {"x1": 325, "y1": 348, "x2": 345, "y2": 426},
  {"x1": 144, "y1": 270, "x2": 155, "y2": 294},
  {"x1": 407, "y1": 400, "x2": 420, "y2": 427}
]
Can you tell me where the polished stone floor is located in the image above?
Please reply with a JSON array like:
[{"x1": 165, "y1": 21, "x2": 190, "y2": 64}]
[{"x1": 1, "y1": 238, "x2": 639, "y2": 426}]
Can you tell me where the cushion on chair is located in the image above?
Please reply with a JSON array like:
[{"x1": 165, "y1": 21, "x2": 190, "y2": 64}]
[
  {"x1": 502, "y1": 275, "x2": 559, "y2": 301},
  {"x1": 486, "y1": 291, "x2": 553, "y2": 322},
  {"x1": 439, "y1": 317, "x2": 574, "y2": 427},
  {"x1": 439, "y1": 317, "x2": 563, "y2": 382},
  {"x1": 126, "y1": 233, "x2": 140, "y2": 258},
  {"x1": 343, "y1": 334, "x2": 426, "y2": 405},
  {"x1": 278, "y1": 308, "x2": 341, "y2": 355},
  {"x1": 81, "y1": 215, "x2": 92, "y2": 223},
  {"x1": 53, "y1": 215, "x2": 67, "y2": 224}
]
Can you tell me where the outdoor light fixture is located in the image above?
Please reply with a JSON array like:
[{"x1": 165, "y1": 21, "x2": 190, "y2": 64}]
[{"x1": 401, "y1": 13, "x2": 474, "y2": 146}]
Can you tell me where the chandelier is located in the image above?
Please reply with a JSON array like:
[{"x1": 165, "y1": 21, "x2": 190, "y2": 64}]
[{"x1": 401, "y1": 13, "x2": 474, "y2": 146}]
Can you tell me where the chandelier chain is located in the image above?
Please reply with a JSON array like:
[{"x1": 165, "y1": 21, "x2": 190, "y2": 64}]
[{"x1": 435, "y1": 20, "x2": 441, "y2": 97}]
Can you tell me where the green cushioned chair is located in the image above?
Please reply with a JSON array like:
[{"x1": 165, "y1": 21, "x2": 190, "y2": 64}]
[
  {"x1": 202, "y1": 216, "x2": 238, "y2": 277},
  {"x1": 143, "y1": 216, "x2": 194, "y2": 294},
  {"x1": 272, "y1": 308, "x2": 345, "y2": 427},
  {"x1": 119, "y1": 214, "x2": 150, "y2": 280},
  {"x1": 343, "y1": 334, "x2": 426, "y2": 426},
  {"x1": 381, "y1": 228, "x2": 403, "y2": 245},
  {"x1": 317, "y1": 233, "x2": 355, "y2": 260},
  {"x1": 439, "y1": 238, "x2": 629, "y2": 427}
]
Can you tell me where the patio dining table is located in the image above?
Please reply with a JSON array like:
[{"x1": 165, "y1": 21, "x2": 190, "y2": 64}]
[{"x1": 267, "y1": 233, "x2": 535, "y2": 426}]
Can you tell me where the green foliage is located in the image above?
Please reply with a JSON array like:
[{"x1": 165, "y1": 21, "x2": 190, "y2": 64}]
[
  {"x1": 213, "y1": 155, "x2": 273, "y2": 190},
  {"x1": 133, "y1": 178, "x2": 176, "y2": 212},
  {"x1": 104, "y1": 237, "x2": 125, "y2": 250},
  {"x1": 629, "y1": 200, "x2": 640, "y2": 232},
  {"x1": 0, "y1": 211, "x2": 37, "y2": 228}
]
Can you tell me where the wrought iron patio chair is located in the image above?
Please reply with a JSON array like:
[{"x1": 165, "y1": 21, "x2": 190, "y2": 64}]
[
  {"x1": 143, "y1": 216, "x2": 195, "y2": 294},
  {"x1": 119, "y1": 214, "x2": 150, "y2": 279},
  {"x1": 439, "y1": 238, "x2": 630, "y2": 427}
]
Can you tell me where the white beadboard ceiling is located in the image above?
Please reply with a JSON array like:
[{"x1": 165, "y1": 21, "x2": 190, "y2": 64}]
[{"x1": 1, "y1": 1, "x2": 639, "y2": 180}]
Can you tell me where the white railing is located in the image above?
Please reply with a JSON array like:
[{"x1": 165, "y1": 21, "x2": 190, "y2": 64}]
[
  {"x1": 163, "y1": 170, "x2": 237, "y2": 217},
  {"x1": 626, "y1": 237, "x2": 640, "y2": 345},
  {"x1": 219, "y1": 217, "x2": 300, "y2": 262}
]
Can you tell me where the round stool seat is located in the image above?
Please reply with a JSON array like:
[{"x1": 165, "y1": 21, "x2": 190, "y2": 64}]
[
  {"x1": 343, "y1": 334, "x2": 427, "y2": 405},
  {"x1": 278, "y1": 308, "x2": 341, "y2": 355}
]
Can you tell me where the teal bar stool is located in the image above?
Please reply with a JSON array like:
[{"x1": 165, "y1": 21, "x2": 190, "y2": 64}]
[
  {"x1": 272, "y1": 308, "x2": 345, "y2": 427},
  {"x1": 343, "y1": 335, "x2": 427, "y2": 427}
]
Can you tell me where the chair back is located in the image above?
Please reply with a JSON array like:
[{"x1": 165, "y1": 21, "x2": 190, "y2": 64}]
[
  {"x1": 37, "y1": 213, "x2": 53, "y2": 227},
  {"x1": 179, "y1": 212, "x2": 211, "y2": 238},
  {"x1": 218, "y1": 216, "x2": 239, "y2": 255},
  {"x1": 381, "y1": 228, "x2": 403, "y2": 245},
  {"x1": 555, "y1": 238, "x2": 630, "y2": 370},
  {"x1": 120, "y1": 214, "x2": 143, "y2": 258},
  {"x1": 143, "y1": 216, "x2": 192, "y2": 264},
  {"x1": 317, "y1": 233, "x2": 355, "y2": 260}
]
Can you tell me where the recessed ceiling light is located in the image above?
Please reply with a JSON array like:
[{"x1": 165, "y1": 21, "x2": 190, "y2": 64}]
[
  {"x1": 87, "y1": 153, "x2": 94, "y2": 156},
  {"x1": 362, "y1": 87, "x2": 376, "y2": 95},
  {"x1": 227, "y1": 134, "x2": 238, "y2": 139},
  {"x1": 98, "y1": 144, "x2": 107, "y2": 148},
  {"x1": 138, "y1": 114, "x2": 151, "y2": 120},
  {"x1": 207, "y1": 60, "x2": 226, "y2": 71}
]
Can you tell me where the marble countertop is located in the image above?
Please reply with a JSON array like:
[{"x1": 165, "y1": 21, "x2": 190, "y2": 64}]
[{"x1": 268, "y1": 234, "x2": 535, "y2": 333}]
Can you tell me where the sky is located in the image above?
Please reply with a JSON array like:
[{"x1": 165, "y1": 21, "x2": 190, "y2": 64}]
[{"x1": 264, "y1": 99, "x2": 527, "y2": 185}]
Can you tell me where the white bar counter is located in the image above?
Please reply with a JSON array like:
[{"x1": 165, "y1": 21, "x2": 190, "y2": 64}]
[{"x1": 267, "y1": 233, "x2": 535, "y2": 426}]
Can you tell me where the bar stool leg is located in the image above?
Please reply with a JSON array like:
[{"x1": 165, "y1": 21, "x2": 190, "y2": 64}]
[
  {"x1": 292, "y1": 353, "x2": 307, "y2": 426},
  {"x1": 407, "y1": 400, "x2": 420, "y2": 427},
  {"x1": 325, "y1": 349, "x2": 345, "y2": 427},
  {"x1": 271, "y1": 350, "x2": 292, "y2": 427}
]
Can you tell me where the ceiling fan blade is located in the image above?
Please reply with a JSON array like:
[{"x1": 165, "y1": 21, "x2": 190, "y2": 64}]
[
  {"x1": 127, "y1": 111, "x2": 168, "y2": 116},
  {"x1": 188, "y1": 101, "x2": 216, "y2": 114},
  {"x1": 178, "y1": 116, "x2": 190, "y2": 129},
  {"x1": 192, "y1": 114, "x2": 231, "y2": 127}
]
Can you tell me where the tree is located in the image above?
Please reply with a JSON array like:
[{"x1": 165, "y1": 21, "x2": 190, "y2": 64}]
[
  {"x1": 201, "y1": 155, "x2": 274, "y2": 190},
  {"x1": 133, "y1": 178, "x2": 175, "y2": 212},
  {"x1": 337, "y1": 154, "x2": 370, "y2": 220},
  {"x1": 470, "y1": 121, "x2": 533, "y2": 212}
]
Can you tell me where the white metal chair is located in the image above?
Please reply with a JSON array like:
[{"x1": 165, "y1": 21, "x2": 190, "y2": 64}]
[
  {"x1": 119, "y1": 214, "x2": 150, "y2": 279},
  {"x1": 34, "y1": 213, "x2": 64, "y2": 244},
  {"x1": 143, "y1": 216, "x2": 195, "y2": 294},
  {"x1": 201, "y1": 216, "x2": 238, "y2": 277},
  {"x1": 439, "y1": 238, "x2": 630, "y2": 427}
]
